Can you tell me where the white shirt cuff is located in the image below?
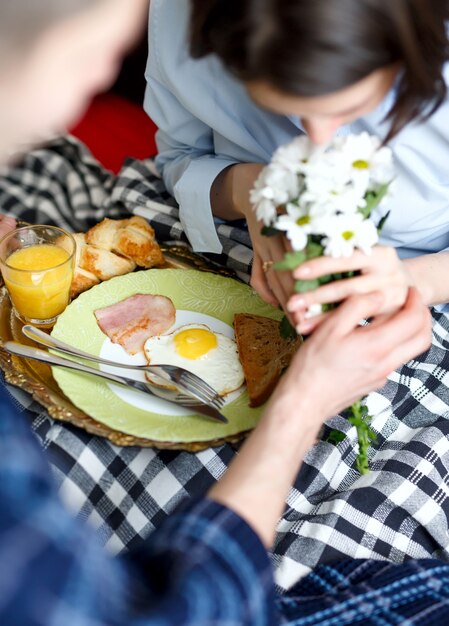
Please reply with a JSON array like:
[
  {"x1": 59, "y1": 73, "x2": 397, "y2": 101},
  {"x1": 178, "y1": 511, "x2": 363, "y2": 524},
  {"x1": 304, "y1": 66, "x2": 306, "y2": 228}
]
[{"x1": 173, "y1": 156, "x2": 238, "y2": 253}]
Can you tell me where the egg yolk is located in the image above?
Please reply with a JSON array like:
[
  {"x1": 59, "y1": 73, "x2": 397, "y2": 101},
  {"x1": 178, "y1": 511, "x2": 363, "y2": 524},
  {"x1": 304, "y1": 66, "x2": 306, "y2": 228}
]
[{"x1": 174, "y1": 328, "x2": 218, "y2": 359}]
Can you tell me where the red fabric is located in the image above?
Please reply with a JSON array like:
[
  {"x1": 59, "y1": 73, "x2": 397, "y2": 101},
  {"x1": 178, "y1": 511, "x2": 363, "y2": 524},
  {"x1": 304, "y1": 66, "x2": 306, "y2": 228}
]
[{"x1": 70, "y1": 93, "x2": 158, "y2": 173}]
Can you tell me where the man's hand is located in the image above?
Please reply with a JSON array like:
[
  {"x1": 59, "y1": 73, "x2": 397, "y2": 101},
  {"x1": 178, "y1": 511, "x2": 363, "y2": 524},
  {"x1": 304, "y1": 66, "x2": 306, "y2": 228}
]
[
  {"x1": 209, "y1": 288, "x2": 431, "y2": 548},
  {"x1": 271, "y1": 287, "x2": 431, "y2": 425},
  {"x1": 0, "y1": 215, "x2": 17, "y2": 239}
]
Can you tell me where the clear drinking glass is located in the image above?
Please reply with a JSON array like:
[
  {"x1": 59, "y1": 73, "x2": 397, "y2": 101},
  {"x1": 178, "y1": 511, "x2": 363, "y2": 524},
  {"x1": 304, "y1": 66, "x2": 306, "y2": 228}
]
[{"x1": 0, "y1": 225, "x2": 75, "y2": 326}]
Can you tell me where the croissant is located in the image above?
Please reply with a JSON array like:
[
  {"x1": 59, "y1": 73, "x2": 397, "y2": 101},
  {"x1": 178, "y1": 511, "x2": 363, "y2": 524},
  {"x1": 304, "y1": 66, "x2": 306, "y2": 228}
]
[
  {"x1": 86, "y1": 216, "x2": 165, "y2": 268},
  {"x1": 58, "y1": 216, "x2": 165, "y2": 298}
]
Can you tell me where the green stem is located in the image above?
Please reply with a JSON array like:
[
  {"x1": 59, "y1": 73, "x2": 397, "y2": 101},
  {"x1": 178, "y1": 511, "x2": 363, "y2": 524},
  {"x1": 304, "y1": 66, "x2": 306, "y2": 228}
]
[{"x1": 347, "y1": 400, "x2": 377, "y2": 474}]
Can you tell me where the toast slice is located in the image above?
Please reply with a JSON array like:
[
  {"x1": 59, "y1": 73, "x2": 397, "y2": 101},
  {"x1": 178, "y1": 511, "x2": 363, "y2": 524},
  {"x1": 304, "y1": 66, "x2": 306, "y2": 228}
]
[{"x1": 234, "y1": 313, "x2": 302, "y2": 407}]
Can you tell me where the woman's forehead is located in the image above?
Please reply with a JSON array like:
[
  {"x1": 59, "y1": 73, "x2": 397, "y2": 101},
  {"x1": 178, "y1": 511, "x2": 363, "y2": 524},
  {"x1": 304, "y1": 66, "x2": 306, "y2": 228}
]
[{"x1": 246, "y1": 66, "x2": 399, "y2": 117}]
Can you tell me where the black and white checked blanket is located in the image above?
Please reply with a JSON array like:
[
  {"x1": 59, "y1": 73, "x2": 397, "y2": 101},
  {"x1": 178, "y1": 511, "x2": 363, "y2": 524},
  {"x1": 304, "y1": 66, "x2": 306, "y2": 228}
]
[{"x1": 1, "y1": 136, "x2": 449, "y2": 592}]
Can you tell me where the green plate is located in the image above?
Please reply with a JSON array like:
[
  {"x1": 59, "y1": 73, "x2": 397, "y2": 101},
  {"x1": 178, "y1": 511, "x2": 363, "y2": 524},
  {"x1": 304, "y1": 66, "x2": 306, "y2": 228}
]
[{"x1": 51, "y1": 269, "x2": 282, "y2": 444}]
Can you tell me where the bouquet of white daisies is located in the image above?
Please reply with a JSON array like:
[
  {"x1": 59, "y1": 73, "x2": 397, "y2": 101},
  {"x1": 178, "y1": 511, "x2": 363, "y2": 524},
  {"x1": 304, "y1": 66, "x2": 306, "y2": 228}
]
[{"x1": 250, "y1": 131, "x2": 395, "y2": 474}]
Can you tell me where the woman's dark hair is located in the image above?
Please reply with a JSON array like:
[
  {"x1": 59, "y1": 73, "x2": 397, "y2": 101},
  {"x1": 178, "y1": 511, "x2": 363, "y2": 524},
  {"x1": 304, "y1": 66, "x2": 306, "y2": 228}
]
[{"x1": 190, "y1": 0, "x2": 449, "y2": 139}]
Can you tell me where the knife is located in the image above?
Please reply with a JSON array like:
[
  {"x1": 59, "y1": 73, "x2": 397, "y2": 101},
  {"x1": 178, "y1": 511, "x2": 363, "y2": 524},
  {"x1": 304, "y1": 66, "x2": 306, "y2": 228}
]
[{"x1": 3, "y1": 341, "x2": 228, "y2": 424}]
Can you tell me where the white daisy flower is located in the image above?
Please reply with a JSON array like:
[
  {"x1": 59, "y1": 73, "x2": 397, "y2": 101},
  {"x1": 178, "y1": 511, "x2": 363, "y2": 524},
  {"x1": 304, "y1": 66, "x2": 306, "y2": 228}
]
[
  {"x1": 302, "y1": 183, "x2": 366, "y2": 216},
  {"x1": 249, "y1": 132, "x2": 394, "y2": 477},
  {"x1": 319, "y1": 212, "x2": 379, "y2": 258},
  {"x1": 250, "y1": 164, "x2": 301, "y2": 225},
  {"x1": 272, "y1": 135, "x2": 312, "y2": 173},
  {"x1": 298, "y1": 152, "x2": 368, "y2": 214},
  {"x1": 275, "y1": 204, "x2": 312, "y2": 251},
  {"x1": 251, "y1": 132, "x2": 392, "y2": 258},
  {"x1": 332, "y1": 132, "x2": 395, "y2": 189},
  {"x1": 253, "y1": 197, "x2": 277, "y2": 226}
]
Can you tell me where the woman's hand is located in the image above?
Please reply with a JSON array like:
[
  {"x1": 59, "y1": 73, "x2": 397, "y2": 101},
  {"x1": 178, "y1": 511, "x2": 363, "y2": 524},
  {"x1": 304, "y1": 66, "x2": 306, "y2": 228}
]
[
  {"x1": 287, "y1": 245, "x2": 412, "y2": 334},
  {"x1": 244, "y1": 206, "x2": 295, "y2": 311},
  {"x1": 211, "y1": 163, "x2": 296, "y2": 311}
]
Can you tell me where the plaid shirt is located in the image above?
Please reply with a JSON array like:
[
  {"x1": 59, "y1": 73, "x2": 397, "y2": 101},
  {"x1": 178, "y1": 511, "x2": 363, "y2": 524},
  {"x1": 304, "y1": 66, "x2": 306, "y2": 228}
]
[
  {"x1": 2, "y1": 392, "x2": 449, "y2": 625},
  {"x1": 0, "y1": 393, "x2": 277, "y2": 626}
]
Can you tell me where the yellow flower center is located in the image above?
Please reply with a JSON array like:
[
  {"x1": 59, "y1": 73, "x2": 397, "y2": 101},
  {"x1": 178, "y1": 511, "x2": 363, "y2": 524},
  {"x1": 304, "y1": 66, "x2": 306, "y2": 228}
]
[
  {"x1": 342, "y1": 231, "x2": 354, "y2": 241},
  {"x1": 352, "y1": 159, "x2": 369, "y2": 169},
  {"x1": 296, "y1": 215, "x2": 310, "y2": 226}
]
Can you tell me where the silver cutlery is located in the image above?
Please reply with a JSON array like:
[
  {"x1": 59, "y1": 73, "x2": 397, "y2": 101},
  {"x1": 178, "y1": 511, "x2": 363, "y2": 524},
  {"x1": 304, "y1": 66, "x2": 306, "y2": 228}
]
[
  {"x1": 22, "y1": 324, "x2": 225, "y2": 410},
  {"x1": 4, "y1": 341, "x2": 228, "y2": 424}
]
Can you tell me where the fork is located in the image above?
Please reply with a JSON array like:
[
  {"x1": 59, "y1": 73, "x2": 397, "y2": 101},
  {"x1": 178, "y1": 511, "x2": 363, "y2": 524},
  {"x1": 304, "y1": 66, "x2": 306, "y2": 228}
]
[
  {"x1": 4, "y1": 341, "x2": 228, "y2": 424},
  {"x1": 22, "y1": 325, "x2": 225, "y2": 410}
]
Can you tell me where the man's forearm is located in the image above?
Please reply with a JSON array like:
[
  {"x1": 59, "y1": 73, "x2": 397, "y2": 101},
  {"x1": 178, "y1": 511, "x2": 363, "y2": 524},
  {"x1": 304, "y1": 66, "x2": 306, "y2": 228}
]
[
  {"x1": 208, "y1": 288, "x2": 432, "y2": 550},
  {"x1": 209, "y1": 387, "x2": 320, "y2": 549}
]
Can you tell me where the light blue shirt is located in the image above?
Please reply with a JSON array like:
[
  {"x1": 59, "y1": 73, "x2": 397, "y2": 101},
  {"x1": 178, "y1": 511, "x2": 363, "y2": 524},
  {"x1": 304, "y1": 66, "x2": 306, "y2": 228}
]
[{"x1": 145, "y1": 0, "x2": 449, "y2": 260}]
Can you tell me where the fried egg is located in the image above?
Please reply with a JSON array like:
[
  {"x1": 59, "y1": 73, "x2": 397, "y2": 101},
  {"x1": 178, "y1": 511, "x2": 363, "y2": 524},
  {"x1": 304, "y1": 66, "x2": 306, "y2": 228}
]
[{"x1": 143, "y1": 323, "x2": 244, "y2": 396}]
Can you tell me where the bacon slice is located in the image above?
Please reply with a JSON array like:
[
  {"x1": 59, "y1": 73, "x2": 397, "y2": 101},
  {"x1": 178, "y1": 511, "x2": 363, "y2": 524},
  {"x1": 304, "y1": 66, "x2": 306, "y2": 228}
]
[{"x1": 94, "y1": 293, "x2": 176, "y2": 355}]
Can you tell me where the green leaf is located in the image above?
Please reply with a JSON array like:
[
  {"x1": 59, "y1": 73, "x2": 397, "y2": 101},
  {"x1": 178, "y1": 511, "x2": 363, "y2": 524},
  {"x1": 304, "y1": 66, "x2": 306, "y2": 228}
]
[
  {"x1": 377, "y1": 210, "x2": 391, "y2": 234},
  {"x1": 273, "y1": 250, "x2": 306, "y2": 271},
  {"x1": 261, "y1": 226, "x2": 281, "y2": 237},
  {"x1": 295, "y1": 278, "x2": 320, "y2": 293},
  {"x1": 317, "y1": 273, "x2": 334, "y2": 285},
  {"x1": 326, "y1": 429, "x2": 347, "y2": 445},
  {"x1": 279, "y1": 315, "x2": 298, "y2": 339},
  {"x1": 360, "y1": 182, "x2": 390, "y2": 218},
  {"x1": 305, "y1": 241, "x2": 324, "y2": 259}
]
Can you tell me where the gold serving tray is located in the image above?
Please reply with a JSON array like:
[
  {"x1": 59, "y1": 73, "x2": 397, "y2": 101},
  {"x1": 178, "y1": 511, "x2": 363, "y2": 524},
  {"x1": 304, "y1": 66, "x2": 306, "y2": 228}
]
[{"x1": 0, "y1": 243, "x2": 250, "y2": 451}]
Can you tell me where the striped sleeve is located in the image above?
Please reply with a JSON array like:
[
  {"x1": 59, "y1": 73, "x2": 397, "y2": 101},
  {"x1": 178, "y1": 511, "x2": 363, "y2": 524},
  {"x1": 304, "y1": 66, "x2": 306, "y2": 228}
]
[{"x1": 0, "y1": 393, "x2": 278, "y2": 626}]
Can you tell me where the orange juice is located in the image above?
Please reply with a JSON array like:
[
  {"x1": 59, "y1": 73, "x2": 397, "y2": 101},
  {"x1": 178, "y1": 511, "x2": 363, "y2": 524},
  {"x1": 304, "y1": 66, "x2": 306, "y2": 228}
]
[{"x1": 3, "y1": 244, "x2": 73, "y2": 321}]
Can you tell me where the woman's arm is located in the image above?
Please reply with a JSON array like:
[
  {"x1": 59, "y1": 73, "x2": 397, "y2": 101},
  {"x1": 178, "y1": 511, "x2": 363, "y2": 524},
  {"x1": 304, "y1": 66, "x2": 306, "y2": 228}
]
[
  {"x1": 144, "y1": 76, "x2": 237, "y2": 254},
  {"x1": 145, "y1": 0, "x2": 301, "y2": 312},
  {"x1": 211, "y1": 163, "x2": 296, "y2": 312},
  {"x1": 144, "y1": 0, "x2": 238, "y2": 254},
  {"x1": 404, "y1": 251, "x2": 449, "y2": 306}
]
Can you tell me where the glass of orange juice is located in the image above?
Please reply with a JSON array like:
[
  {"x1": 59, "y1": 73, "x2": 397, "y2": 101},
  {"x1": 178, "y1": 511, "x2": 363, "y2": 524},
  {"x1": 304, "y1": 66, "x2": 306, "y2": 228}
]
[{"x1": 0, "y1": 225, "x2": 75, "y2": 326}]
